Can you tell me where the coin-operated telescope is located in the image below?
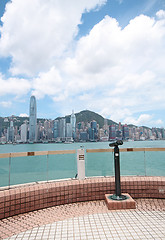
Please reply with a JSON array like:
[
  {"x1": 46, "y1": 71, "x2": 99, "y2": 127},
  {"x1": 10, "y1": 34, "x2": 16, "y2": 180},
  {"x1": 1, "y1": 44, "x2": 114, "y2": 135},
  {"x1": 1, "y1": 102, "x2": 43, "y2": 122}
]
[
  {"x1": 109, "y1": 140, "x2": 123, "y2": 147},
  {"x1": 109, "y1": 140, "x2": 127, "y2": 200}
]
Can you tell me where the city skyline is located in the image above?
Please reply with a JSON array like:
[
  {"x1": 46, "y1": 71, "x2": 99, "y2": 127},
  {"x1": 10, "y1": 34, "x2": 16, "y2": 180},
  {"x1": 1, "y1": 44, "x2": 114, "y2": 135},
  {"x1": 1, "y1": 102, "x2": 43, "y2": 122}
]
[
  {"x1": 0, "y1": 109, "x2": 164, "y2": 143},
  {"x1": 0, "y1": 94, "x2": 164, "y2": 143},
  {"x1": 0, "y1": 0, "x2": 165, "y2": 128}
]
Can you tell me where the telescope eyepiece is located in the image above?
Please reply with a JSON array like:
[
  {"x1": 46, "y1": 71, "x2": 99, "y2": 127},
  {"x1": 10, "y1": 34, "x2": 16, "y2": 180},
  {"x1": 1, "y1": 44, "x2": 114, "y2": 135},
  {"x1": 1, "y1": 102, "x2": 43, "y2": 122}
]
[{"x1": 109, "y1": 140, "x2": 123, "y2": 147}]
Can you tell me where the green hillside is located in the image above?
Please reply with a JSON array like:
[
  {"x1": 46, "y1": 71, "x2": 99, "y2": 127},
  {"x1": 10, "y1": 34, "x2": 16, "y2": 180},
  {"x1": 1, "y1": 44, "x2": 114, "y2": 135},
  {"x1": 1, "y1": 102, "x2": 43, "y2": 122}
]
[
  {"x1": 66, "y1": 110, "x2": 117, "y2": 128},
  {"x1": 0, "y1": 116, "x2": 46, "y2": 132}
]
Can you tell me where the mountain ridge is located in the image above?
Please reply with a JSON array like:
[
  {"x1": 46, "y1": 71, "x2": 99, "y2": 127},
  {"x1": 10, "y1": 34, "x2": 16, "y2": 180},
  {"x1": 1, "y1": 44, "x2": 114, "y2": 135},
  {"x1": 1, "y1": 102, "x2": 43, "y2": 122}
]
[{"x1": 66, "y1": 110, "x2": 117, "y2": 128}]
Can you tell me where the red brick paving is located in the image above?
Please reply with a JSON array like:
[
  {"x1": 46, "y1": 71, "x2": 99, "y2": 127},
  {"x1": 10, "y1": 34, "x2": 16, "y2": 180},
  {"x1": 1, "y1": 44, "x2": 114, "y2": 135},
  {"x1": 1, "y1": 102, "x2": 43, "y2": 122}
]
[{"x1": 0, "y1": 198, "x2": 165, "y2": 239}]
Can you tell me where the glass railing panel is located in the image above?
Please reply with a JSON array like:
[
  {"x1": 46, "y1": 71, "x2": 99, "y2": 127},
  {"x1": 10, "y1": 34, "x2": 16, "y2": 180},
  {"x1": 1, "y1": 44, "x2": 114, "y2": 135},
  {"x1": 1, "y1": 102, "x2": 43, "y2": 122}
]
[
  {"x1": 47, "y1": 153, "x2": 77, "y2": 180},
  {"x1": 86, "y1": 152, "x2": 114, "y2": 177},
  {"x1": 120, "y1": 151, "x2": 146, "y2": 176},
  {"x1": 0, "y1": 157, "x2": 9, "y2": 187},
  {"x1": 145, "y1": 151, "x2": 165, "y2": 176},
  {"x1": 10, "y1": 155, "x2": 47, "y2": 186}
]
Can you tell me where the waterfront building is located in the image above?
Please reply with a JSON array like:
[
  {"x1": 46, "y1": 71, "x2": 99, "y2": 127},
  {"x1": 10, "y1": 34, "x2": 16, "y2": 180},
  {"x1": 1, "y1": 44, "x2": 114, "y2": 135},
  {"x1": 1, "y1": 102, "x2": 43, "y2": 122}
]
[
  {"x1": 59, "y1": 118, "x2": 66, "y2": 141},
  {"x1": 80, "y1": 132, "x2": 89, "y2": 141},
  {"x1": 161, "y1": 128, "x2": 165, "y2": 139},
  {"x1": 44, "y1": 120, "x2": 49, "y2": 136},
  {"x1": 47, "y1": 128, "x2": 53, "y2": 140},
  {"x1": 53, "y1": 120, "x2": 59, "y2": 139},
  {"x1": 29, "y1": 96, "x2": 37, "y2": 142},
  {"x1": 7, "y1": 120, "x2": 14, "y2": 142},
  {"x1": 21, "y1": 123, "x2": 27, "y2": 142},
  {"x1": 99, "y1": 128, "x2": 109, "y2": 141},
  {"x1": 148, "y1": 129, "x2": 152, "y2": 139},
  {"x1": 98, "y1": 128, "x2": 104, "y2": 139},
  {"x1": 70, "y1": 110, "x2": 76, "y2": 139},
  {"x1": 0, "y1": 136, "x2": 6, "y2": 143},
  {"x1": 77, "y1": 122, "x2": 81, "y2": 130},
  {"x1": 4, "y1": 118, "x2": 9, "y2": 122},
  {"x1": 88, "y1": 127, "x2": 92, "y2": 140},
  {"x1": 116, "y1": 130, "x2": 122, "y2": 140},
  {"x1": 43, "y1": 120, "x2": 53, "y2": 140},
  {"x1": 152, "y1": 128, "x2": 159, "y2": 139},
  {"x1": 14, "y1": 126, "x2": 18, "y2": 136},
  {"x1": 118, "y1": 122, "x2": 122, "y2": 131},
  {"x1": 122, "y1": 124, "x2": 129, "y2": 140},
  {"x1": 109, "y1": 125, "x2": 116, "y2": 140},
  {"x1": 103, "y1": 119, "x2": 109, "y2": 136},
  {"x1": 15, "y1": 134, "x2": 21, "y2": 142},
  {"x1": 135, "y1": 131, "x2": 140, "y2": 141},
  {"x1": 66, "y1": 123, "x2": 72, "y2": 138},
  {"x1": 91, "y1": 120, "x2": 97, "y2": 140}
]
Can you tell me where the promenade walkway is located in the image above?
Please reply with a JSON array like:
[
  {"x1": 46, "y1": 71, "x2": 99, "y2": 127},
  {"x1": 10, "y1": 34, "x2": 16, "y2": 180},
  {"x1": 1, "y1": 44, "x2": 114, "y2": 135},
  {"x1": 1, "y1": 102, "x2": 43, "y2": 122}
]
[{"x1": 0, "y1": 198, "x2": 165, "y2": 240}]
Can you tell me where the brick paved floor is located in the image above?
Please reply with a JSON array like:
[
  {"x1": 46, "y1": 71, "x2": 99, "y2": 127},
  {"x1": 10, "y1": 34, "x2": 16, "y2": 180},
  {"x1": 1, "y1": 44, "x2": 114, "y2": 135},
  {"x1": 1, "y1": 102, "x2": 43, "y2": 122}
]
[{"x1": 0, "y1": 199, "x2": 165, "y2": 240}]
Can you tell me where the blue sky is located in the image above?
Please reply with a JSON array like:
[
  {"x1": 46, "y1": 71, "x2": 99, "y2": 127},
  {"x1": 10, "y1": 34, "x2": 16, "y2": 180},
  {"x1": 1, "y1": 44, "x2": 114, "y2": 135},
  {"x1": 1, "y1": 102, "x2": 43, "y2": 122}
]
[{"x1": 0, "y1": 0, "x2": 165, "y2": 128}]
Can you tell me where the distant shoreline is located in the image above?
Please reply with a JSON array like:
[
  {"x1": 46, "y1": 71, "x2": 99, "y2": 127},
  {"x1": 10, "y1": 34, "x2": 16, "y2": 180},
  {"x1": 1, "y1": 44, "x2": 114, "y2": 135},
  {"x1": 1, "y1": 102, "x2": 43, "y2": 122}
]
[{"x1": 0, "y1": 138, "x2": 165, "y2": 145}]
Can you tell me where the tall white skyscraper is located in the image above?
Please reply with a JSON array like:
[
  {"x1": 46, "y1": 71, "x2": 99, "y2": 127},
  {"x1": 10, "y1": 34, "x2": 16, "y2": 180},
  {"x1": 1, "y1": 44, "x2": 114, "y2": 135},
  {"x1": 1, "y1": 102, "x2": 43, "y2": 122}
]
[
  {"x1": 70, "y1": 110, "x2": 76, "y2": 139},
  {"x1": 29, "y1": 96, "x2": 37, "y2": 142}
]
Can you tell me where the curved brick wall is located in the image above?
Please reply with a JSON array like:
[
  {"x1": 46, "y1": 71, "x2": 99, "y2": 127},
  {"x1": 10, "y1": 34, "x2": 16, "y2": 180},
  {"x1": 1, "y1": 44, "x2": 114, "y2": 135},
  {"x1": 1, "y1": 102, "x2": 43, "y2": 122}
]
[{"x1": 0, "y1": 176, "x2": 165, "y2": 220}]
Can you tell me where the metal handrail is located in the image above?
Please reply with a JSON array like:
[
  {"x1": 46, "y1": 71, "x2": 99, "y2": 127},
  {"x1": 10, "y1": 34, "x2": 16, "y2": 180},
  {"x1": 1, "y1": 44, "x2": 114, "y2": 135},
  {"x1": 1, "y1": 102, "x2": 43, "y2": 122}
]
[
  {"x1": 0, "y1": 148, "x2": 165, "y2": 158},
  {"x1": 86, "y1": 147, "x2": 165, "y2": 153},
  {"x1": 0, "y1": 149, "x2": 76, "y2": 158}
]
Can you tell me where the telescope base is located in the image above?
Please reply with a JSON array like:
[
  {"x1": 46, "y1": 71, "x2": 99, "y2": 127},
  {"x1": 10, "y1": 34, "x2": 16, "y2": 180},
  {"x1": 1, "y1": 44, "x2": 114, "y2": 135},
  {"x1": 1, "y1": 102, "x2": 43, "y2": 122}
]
[
  {"x1": 109, "y1": 194, "x2": 128, "y2": 201},
  {"x1": 105, "y1": 193, "x2": 136, "y2": 210}
]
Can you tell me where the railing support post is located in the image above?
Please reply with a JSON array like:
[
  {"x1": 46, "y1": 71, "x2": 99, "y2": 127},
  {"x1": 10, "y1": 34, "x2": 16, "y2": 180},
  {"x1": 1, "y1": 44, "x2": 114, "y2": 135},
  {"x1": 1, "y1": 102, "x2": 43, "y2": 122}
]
[
  {"x1": 47, "y1": 154, "x2": 49, "y2": 182},
  {"x1": 144, "y1": 150, "x2": 147, "y2": 176},
  {"x1": 9, "y1": 154, "x2": 11, "y2": 189},
  {"x1": 77, "y1": 148, "x2": 85, "y2": 180}
]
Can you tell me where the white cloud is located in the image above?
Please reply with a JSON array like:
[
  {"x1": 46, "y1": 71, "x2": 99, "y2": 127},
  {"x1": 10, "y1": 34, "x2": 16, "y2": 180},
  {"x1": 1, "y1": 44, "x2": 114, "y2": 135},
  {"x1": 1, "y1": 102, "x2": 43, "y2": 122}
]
[
  {"x1": 19, "y1": 113, "x2": 28, "y2": 117},
  {"x1": 0, "y1": 73, "x2": 31, "y2": 96},
  {"x1": 124, "y1": 114, "x2": 152, "y2": 126},
  {"x1": 0, "y1": 101, "x2": 12, "y2": 108},
  {"x1": 29, "y1": 11, "x2": 165, "y2": 127},
  {"x1": 57, "y1": 13, "x2": 165, "y2": 121},
  {"x1": 156, "y1": 10, "x2": 165, "y2": 19},
  {"x1": 0, "y1": 2, "x2": 165, "y2": 127},
  {"x1": 0, "y1": 0, "x2": 106, "y2": 76},
  {"x1": 32, "y1": 67, "x2": 63, "y2": 99},
  {"x1": 123, "y1": 114, "x2": 164, "y2": 128},
  {"x1": 155, "y1": 119, "x2": 163, "y2": 125}
]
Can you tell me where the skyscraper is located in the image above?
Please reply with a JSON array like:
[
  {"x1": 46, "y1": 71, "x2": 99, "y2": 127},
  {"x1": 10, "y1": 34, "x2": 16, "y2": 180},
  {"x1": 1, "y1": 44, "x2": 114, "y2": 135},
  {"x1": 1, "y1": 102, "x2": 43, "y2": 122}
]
[
  {"x1": 59, "y1": 118, "x2": 66, "y2": 141},
  {"x1": 7, "y1": 120, "x2": 14, "y2": 142},
  {"x1": 122, "y1": 124, "x2": 129, "y2": 140},
  {"x1": 53, "y1": 120, "x2": 59, "y2": 139},
  {"x1": 21, "y1": 122, "x2": 27, "y2": 143},
  {"x1": 109, "y1": 125, "x2": 116, "y2": 140},
  {"x1": 70, "y1": 110, "x2": 76, "y2": 139},
  {"x1": 29, "y1": 96, "x2": 37, "y2": 142},
  {"x1": 91, "y1": 120, "x2": 97, "y2": 140}
]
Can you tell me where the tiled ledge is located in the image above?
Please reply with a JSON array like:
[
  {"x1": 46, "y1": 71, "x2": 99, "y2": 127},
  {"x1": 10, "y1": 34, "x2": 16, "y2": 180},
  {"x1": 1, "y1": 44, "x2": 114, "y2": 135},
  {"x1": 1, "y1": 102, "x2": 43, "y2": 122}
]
[{"x1": 0, "y1": 176, "x2": 164, "y2": 220}]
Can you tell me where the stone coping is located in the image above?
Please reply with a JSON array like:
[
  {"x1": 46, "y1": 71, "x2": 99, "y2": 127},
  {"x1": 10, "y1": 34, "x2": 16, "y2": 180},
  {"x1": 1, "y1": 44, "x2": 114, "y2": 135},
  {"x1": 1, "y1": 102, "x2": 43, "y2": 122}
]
[{"x1": 0, "y1": 176, "x2": 165, "y2": 220}]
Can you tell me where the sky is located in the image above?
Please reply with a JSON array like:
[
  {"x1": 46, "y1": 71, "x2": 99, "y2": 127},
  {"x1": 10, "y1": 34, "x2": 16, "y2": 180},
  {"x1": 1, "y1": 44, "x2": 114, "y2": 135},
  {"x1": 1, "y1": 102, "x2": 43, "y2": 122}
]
[{"x1": 0, "y1": 0, "x2": 165, "y2": 128}]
